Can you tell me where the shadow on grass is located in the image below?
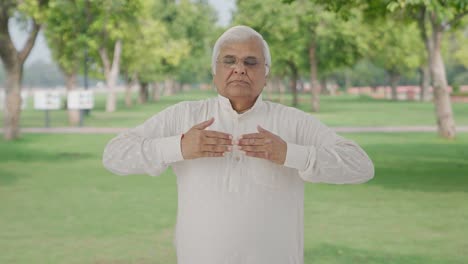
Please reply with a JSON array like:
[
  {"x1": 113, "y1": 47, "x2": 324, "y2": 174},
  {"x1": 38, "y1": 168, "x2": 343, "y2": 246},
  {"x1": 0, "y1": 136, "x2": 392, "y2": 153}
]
[
  {"x1": 364, "y1": 141, "x2": 468, "y2": 193},
  {"x1": 305, "y1": 243, "x2": 461, "y2": 264},
  {"x1": 0, "y1": 136, "x2": 95, "y2": 172},
  {"x1": 0, "y1": 147, "x2": 94, "y2": 163},
  {"x1": 0, "y1": 168, "x2": 20, "y2": 186}
]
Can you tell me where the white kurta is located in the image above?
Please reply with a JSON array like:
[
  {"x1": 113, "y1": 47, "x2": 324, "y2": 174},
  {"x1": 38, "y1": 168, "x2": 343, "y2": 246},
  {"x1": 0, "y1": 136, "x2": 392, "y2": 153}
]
[{"x1": 103, "y1": 94, "x2": 374, "y2": 264}]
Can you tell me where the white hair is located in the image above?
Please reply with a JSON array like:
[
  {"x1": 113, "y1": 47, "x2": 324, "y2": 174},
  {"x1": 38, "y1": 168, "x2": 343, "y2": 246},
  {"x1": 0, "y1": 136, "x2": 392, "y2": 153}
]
[{"x1": 211, "y1": 25, "x2": 271, "y2": 76}]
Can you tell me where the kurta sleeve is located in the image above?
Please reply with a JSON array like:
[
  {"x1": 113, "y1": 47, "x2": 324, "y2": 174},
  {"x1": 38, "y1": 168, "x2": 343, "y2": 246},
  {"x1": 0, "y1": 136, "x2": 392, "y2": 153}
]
[
  {"x1": 102, "y1": 103, "x2": 186, "y2": 176},
  {"x1": 283, "y1": 111, "x2": 374, "y2": 184}
]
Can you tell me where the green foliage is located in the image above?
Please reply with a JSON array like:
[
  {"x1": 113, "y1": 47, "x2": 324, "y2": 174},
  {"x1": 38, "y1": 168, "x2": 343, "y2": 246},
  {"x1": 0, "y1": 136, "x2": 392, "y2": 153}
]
[
  {"x1": 155, "y1": 0, "x2": 219, "y2": 84},
  {"x1": 118, "y1": 0, "x2": 218, "y2": 84},
  {"x1": 120, "y1": 0, "x2": 190, "y2": 83},
  {"x1": 366, "y1": 19, "x2": 423, "y2": 77},
  {"x1": 85, "y1": 0, "x2": 142, "y2": 71},
  {"x1": 387, "y1": 0, "x2": 468, "y2": 24},
  {"x1": 44, "y1": 0, "x2": 87, "y2": 75},
  {"x1": 235, "y1": 0, "x2": 368, "y2": 80},
  {"x1": 17, "y1": 0, "x2": 50, "y2": 23},
  {"x1": 235, "y1": 0, "x2": 307, "y2": 77}
]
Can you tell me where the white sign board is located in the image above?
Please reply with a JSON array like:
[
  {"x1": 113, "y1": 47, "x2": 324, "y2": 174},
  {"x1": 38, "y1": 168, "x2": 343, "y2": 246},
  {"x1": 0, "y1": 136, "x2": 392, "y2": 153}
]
[
  {"x1": 1, "y1": 90, "x2": 29, "y2": 110},
  {"x1": 67, "y1": 90, "x2": 94, "y2": 110},
  {"x1": 34, "y1": 90, "x2": 62, "y2": 110}
]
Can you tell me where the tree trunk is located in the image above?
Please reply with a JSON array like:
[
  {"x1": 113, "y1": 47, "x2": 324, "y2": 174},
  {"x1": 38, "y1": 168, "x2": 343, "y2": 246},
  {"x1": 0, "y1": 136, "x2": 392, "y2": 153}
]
[
  {"x1": 174, "y1": 81, "x2": 181, "y2": 93},
  {"x1": 139, "y1": 82, "x2": 149, "y2": 104},
  {"x1": 279, "y1": 78, "x2": 286, "y2": 104},
  {"x1": 99, "y1": 40, "x2": 122, "y2": 113},
  {"x1": 287, "y1": 62, "x2": 298, "y2": 107},
  {"x1": 3, "y1": 65, "x2": 23, "y2": 139},
  {"x1": 271, "y1": 77, "x2": 281, "y2": 102},
  {"x1": 64, "y1": 72, "x2": 80, "y2": 126},
  {"x1": 344, "y1": 69, "x2": 351, "y2": 92},
  {"x1": 320, "y1": 78, "x2": 327, "y2": 95},
  {"x1": 152, "y1": 82, "x2": 160, "y2": 102},
  {"x1": 164, "y1": 78, "x2": 174, "y2": 96},
  {"x1": 417, "y1": 7, "x2": 433, "y2": 103},
  {"x1": 0, "y1": 15, "x2": 40, "y2": 140},
  {"x1": 309, "y1": 41, "x2": 320, "y2": 112},
  {"x1": 182, "y1": 83, "x2": 191, "y2": 92},
  {"x1": 389, "y1": 71, "x2": 400, "y2": 101},
  {"x1": 430, "y1": 26, "x2": 456, "y2": 139},
  {"x1": 266, "y1": 79, "x2": 273, "y2": 101},
  {"x1": 419, "y1": 64, "x2": 431, "y2": 101},
  {"x1": 124, "y1": 82, "x2": 133, "y2": 108},
  {"x1": 124, "y1": 73, "x2": 135, "y2": 108}
]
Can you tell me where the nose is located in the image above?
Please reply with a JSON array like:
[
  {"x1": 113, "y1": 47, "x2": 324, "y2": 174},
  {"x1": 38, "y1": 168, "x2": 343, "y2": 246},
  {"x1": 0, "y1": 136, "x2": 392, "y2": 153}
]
[{"x1": 233, "y1": 63, "x2": 246, "y2": 75}]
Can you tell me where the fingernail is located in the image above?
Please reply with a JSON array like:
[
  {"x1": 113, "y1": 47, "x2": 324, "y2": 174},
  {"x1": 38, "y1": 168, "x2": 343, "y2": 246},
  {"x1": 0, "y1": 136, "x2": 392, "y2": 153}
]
[
  {"x1": 227, "y1": 146, "x2": 232, "y2": 151},
  {"x1": 229, "y1": 135, "x2": 233, "y2": 139}
]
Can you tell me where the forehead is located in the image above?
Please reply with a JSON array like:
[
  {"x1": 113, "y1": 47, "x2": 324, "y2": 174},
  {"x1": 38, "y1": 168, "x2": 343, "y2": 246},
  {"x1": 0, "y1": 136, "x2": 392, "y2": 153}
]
[{"x1": 219, "y1": 38, "x2": 264, "y2": 58}]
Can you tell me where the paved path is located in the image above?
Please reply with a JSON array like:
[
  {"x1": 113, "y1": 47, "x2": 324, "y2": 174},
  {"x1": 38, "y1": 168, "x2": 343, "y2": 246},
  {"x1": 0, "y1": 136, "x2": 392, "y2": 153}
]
[{"x1": 2, "y1": 126, "x2": 468, "y2": 134}]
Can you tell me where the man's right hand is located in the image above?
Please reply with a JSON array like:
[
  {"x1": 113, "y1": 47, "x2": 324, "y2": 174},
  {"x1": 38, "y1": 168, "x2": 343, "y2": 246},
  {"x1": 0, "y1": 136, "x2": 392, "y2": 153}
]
[{"x1": 181, "y1": 118, "x2": 233, "y2": 159}]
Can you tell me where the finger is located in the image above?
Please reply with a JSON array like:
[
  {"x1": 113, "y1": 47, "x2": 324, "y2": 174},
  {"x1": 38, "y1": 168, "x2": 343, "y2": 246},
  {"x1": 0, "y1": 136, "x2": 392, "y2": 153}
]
[
  {"x1": 203, "y1": 137, "x2": 233, "y2": 145},
  {"x1": 239, "y1": 133, "x2": 264, "y2": 139},
  {"x1": 201, "y1": 145, "x2": 232, "y2": 152},
  {"x1": 201, "y1": 151, "x2": 224, "y2": 158},
  {"x1": 204, "y1": 130, "x2": 232, "y2": 139},
  {"x1": 238, "y1": 138, "x2": 269, "y2": 146},
  {"x1": 193, "y1": 117, "x2": 214, "y2": 130},
  {"x1": 239, "y1": 145, "x2": 268, "y2": 152},
  {"x1": 257, "y1": 125, "x2": 272, "y2": 135}
]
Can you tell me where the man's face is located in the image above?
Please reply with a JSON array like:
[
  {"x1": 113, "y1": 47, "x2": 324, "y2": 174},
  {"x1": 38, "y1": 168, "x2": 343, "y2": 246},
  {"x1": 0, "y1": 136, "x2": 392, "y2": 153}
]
[{"x1": 213, "y1": 38, "x2": 267, "y2": 106}]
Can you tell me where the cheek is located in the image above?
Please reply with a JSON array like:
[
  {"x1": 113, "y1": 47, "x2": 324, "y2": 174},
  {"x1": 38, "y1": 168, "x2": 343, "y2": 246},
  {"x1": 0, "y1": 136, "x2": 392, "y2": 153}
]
[{"x1": 213, "y1": 73, "x2": 224, "y2": 88}]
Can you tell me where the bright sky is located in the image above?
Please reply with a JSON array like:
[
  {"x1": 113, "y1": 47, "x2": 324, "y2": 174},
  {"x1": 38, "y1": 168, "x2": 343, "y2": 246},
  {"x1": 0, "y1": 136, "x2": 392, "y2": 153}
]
[{"x1": 10, "y1": 0, "x2": 235, "y2": 65}]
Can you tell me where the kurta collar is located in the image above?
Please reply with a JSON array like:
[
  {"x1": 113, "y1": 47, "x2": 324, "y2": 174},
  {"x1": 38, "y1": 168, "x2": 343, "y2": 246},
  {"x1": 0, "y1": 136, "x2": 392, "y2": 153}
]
[{"x1": 217, "y1": 94, "x2": 264, "y2": 116}]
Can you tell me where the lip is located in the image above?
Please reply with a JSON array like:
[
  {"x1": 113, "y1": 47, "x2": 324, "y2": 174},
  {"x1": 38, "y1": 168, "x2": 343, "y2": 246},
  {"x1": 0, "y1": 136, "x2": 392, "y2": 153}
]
[{"x1": 228, "y1": 80, "x2": 249, "y2": 85}]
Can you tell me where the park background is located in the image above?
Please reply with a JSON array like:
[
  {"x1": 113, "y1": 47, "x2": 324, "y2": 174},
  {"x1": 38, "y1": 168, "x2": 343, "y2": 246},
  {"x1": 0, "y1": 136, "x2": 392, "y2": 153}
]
[{"x1": 1, "y1": 0, "x2": 468, "y2": 263}]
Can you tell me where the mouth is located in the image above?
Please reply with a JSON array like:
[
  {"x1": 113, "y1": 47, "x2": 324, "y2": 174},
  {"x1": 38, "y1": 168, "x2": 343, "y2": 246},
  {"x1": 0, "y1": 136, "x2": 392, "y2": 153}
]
[{"x1": 228, "y1": 80, "x2": 249, "y2": 85}]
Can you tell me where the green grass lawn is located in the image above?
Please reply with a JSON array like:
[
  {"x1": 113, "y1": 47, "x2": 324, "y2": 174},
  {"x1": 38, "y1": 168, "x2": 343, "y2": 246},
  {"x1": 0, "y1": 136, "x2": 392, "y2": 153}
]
[
  {"x1": 1, "y1": 133, "x2": 467, "y2": 263},
  {"x1": 3, "y1": 89, "x2": 468, "y2": 128}
]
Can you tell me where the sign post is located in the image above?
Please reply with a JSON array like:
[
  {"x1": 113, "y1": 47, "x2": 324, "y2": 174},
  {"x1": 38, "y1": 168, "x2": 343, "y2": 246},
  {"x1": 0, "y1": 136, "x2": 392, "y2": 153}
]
[
  {"x1": 67, "y1": 90, "x2": 94, "y2": 126},
  {"x1": 33, "y1": 91, "x2": 61, "y2": 127}
]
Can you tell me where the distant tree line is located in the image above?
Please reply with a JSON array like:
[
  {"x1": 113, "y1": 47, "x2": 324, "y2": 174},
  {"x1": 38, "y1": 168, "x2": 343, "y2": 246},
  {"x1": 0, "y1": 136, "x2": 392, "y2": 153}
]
[{"x1": 1, "y1": 53, "x2": 466, "y2": 91}]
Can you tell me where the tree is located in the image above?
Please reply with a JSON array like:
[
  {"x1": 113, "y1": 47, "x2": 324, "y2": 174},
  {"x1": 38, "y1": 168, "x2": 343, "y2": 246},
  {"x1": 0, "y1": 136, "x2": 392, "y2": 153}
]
[
  {"x1": 168, "y1": 0, "x2": 219, "y2": 86},
  {"x1": 85, "y1": 0, "x2": 141, "y2": 112},
  {"x1": 236, "y1": 0, "x2": 367, "y2": 110},
  {"x1": 386, "y1": 0, "x2": 468, "y2": 139},
  {"x1": 367, "y1": 19, "x2": 422, "y2": 100},
  {"x1": 0, "y1": 0, "x2": 49, "y2": 140},
  {"x1": 120, "y1": 0, "x2": 190, "y2": 105},
  {"x1": 44, "y1": 0, "x2": 87, "y2": 126},
  {"x1": 286, "y1": 0, "x2": 467, "y2": 138},
  {"x1": 234, "y1": 0, "x2": 308, "y2": 107}
]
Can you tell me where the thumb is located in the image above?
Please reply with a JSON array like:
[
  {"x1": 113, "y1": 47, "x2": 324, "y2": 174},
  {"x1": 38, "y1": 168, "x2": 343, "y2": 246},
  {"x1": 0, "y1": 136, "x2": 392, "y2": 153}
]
[
  {"x1": 194, "y1": 117, "x2": 215, "y2": 130},
  {"x1": 257, "y1": 125, "x2": 269, "y2": 133}
]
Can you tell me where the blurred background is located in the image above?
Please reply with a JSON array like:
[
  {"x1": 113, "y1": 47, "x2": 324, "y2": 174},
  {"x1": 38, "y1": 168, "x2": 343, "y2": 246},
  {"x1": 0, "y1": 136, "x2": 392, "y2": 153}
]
[{"x1": 1, "y1": 0, "x2": 467, "y2": 263}]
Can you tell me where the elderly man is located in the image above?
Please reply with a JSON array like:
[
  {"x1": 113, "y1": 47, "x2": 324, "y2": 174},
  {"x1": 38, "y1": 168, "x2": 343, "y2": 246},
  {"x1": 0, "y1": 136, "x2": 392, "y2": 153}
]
[{"x1": 103, "y1": 25, "x2": 374, "y2": 264}]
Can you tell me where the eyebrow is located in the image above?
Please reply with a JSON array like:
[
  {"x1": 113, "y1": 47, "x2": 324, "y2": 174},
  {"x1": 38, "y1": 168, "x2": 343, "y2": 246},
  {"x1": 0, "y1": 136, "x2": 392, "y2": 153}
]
[{"x1": 221, "y1": 55, "x2": 259, "y2": 60}]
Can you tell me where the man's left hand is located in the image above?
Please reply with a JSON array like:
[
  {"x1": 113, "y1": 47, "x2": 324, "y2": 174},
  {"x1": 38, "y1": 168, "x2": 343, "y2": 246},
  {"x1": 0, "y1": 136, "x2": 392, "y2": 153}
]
[{"x1": 237, "y1": 125, "x2": 287, "y2": 165}]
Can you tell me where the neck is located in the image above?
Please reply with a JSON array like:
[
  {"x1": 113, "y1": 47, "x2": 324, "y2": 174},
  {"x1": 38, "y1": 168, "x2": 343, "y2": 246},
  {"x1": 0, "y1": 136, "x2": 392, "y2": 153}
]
[{"x1": 230, "y1": 98, "x2": 256, "y2": 113}]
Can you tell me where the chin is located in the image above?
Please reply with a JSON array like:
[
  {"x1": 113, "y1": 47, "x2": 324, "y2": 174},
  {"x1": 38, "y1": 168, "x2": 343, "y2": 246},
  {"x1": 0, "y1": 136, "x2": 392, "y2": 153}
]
[{"x1": 225, "y1": 86, "x2": 251, "y2": 97}]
